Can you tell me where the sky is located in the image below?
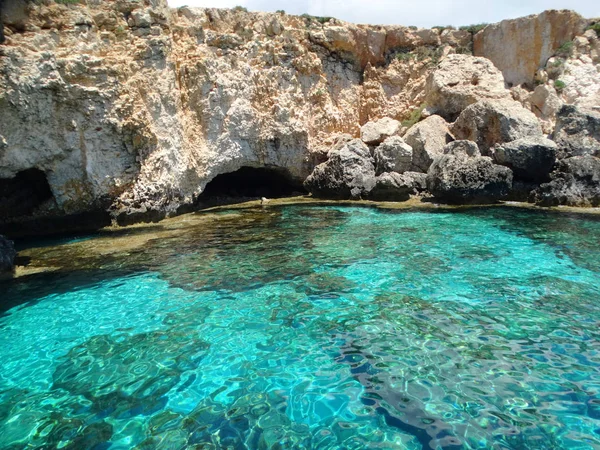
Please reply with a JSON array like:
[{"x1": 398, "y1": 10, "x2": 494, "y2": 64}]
[{"x1": 166, "y1": 0, "x2": 599, "y2": 28}]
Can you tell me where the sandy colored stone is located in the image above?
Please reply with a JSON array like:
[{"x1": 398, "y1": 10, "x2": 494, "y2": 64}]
[{"x1": 474, "y1": 10, "x2": 586, "y2": 86}]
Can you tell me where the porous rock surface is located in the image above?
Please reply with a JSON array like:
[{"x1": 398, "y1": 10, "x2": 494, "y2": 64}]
[
  {"x1": 403, "y1": 115, "x2": 453, "y2": 173},
  {"x1": 360, "y1": 118, "x2": 401, "y2": 145},
  {"x1": 373, "y1": 136, "x2": 412, "y2": 175},
  {"x1": 452, "y1": 100, "x2": 543, "y2": 155},
  {"x1": 552, "y1": 105, "x2": 600, "y2": 159},
  {"x1": 370, "y1": 171, "x2": 427, "y2": 201},
  {"x1": 303, "y1": 139, "x2": 375, "y2": 199},
  {"x1": 493, "y1": 137, "x2": 557, "y2": 182},
  {"x1": 533, "y1": 155, "x2": 600, "y2": 206},
  {"x1": 427, "y1": 143, "x2": 513, "y2": 203},
  {"x1": 425, "y1": 54, "x2": 511, "y2": 120}
]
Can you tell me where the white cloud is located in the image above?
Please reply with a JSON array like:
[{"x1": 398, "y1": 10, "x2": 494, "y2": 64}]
[{"x1": 166, "y1": 0, "x2": 600, "y2": 27}]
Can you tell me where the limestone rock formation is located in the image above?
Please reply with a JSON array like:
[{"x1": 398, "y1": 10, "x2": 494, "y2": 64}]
[
  {"x1": 369, "y1": 171, "x2": 427, "y2": 201},
  {"x1": 1, "y1": 2, "x2": 600, "y2": 232},
  {"x1": 533, "y1": 155, "x2": 600, "y2": 206},
  {"x1": 373, "y1": 136, "x2": 412, "y2": 175},
  {"x1": 0, "y1": 235, "x2": 16, "y2": 275},
  {"x1": 303, "y1": 139, "x2": 375, "y2": 199},
  {"x1": 425, "y1": 54, "x2": 511, "y2": 120},
  {"x1": 443, "y1": 140, "x2": 481, "y2": 157},
  {"x1": 360, "y1": 118, "x2": 401, "y2": 145},
  {"x1": 404, "y1": 115, "x2": 453, "y2": 172},
  {"x1": 427, "y1": 147, "x2": 513, "y2": 203},
  {"x1": 553, "y1": 105, "x2": 600, "y2": 159},
  {"x1": 493, "y1": 137, "x2": 557, "y2": 182},
  {"x1": 474, "y1": 10, "x2": 586, "y2": 86},
  {"x1": 452, "y1": 100, "x2": 543, "y2": 155}
]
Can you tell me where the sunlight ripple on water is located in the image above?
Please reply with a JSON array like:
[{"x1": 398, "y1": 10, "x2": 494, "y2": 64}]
[{"x1": 1, "y1": 206, "x2": 599, "y2": 449}]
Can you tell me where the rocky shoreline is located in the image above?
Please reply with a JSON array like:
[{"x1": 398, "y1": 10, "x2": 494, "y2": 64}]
[{"x1": 1, "y1": 1, "x2": 599, "y2": 245}]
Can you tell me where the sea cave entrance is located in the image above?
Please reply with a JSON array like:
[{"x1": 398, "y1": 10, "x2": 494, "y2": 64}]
[
  {"x1": 196, "y1": 166, "x2": 306, "y2": 207},
  {"x1": 0, "y1": 168, "x2": 54, "y2": 220}
]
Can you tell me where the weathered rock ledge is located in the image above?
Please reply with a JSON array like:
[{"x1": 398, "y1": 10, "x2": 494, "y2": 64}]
[{"x1": 1, "y1": 1, "x2": 599, "y2": 236}]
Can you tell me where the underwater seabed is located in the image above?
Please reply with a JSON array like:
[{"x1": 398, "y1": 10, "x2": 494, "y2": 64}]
[{"x1": 1, "y1": 202, "x2": 600, "y2": 449}]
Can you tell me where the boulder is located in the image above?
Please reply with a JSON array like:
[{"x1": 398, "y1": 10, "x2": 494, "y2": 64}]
[
  {"x1": 493, "y1": 137, "x2": 557, "y2": 182},
  {"x1": 404, "y1": 115, "x2": 453, "y2": 173},
  {"x1": 425, "y1": 54, "x2": 511, "y2": 120},
  {"x1": 304, "y1": 139, "x2": 376, "y2": 199},
  {"x1": 427, "y1": 152, "x2": 513, "y2": 204},
  {"x1": 533, "y1": 155, "x2": 600, "y2": 207},
  {"x1": 0, "y1": 235, "x2": 16, "y2": 275},
  {"x1": 373, "y1": 136, "x2": 413, "y2": 175},
  {"x1": 369, "y1": 171, "x2": 428, "y2": 201},
  {"x1": 552, "y1": 105, "x2": 600, "y2": 159},
  {"x1": 452, "y1": 100, "x2": 543, "y2": 156},
  {"x1": 443, "y1": 140, "x2": 481, "y2": 157},
  {"x1": 360, "y1": 118, "x2": 401, "y2": 145}
]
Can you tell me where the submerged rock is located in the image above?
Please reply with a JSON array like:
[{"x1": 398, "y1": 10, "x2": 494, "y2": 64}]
[
  {"x1": 425, "y1": 54, "x2": 511, "y2": 120},
  {"x1": 373, "y1": 136, "x2": 413, "y2": 175},
  {"x1": 452, "y1": 100, "x2": 543, "y2": 155},
  {"x1": 427, "y1": 145, "x2": 513, "y2": 203},
  {"x1": 404, "y1": 115, "x2": 453, "y2": 173},
  {"x1": 304, "y1": 139, "x2": 376, "y2": 199},
  {"x1": 0, "y1": 235, "x2": 16, "y2": 275},
  {"x1": 360, "y1": 118, "x2": 402, "y2": 145},
  {"x1": 552, "y1": 105, "x2": 600, "y2": 159},
  {"x1": 533, "y1": 155, "x2": 600, "y2": 207},
  {"x1": 493, "y1": 137, "x2": 557, "y2": 182}
]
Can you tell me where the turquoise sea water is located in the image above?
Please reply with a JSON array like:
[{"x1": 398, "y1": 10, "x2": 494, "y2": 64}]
[{"x1": 1, "y1": 205, "x2": 600, "y2": 449}]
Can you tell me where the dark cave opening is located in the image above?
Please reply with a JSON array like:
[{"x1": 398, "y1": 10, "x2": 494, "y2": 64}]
[
  {"x1": 0, "y1": 168, "x2": 54, "y2": 220},
  {"x1": 196, "y1": 166, "x2": 306, "y2": 206}
]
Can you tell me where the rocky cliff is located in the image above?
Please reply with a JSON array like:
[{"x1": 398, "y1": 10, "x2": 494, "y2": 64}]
[{"x1": 1, "y1": 0, "x2": 599, "y2": 236}]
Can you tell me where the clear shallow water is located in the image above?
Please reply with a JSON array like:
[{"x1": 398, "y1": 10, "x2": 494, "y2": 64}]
[{"x1": 1, "y1": 205, "x2": 600, "y2": 450}]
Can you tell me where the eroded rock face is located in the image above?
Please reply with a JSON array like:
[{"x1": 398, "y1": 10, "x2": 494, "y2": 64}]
[
  {"x1": 493, "y1": 137, "x2": 557, "y2": 182},
  {"x1": 427, "y1": 151, "x2": 513, "y2": 204},
  {"x1": 452, "y1": 100, "x2": 543, "y2": 155},
  {"x1": 0, "y1": 235, "x2": 16, "y2": 275},
  {"x1": 360, "y1": 118, "x2": 401, "y2": 145},
  {"x1": 533, "y1": 156, "x2": 600, "y2": 206},
  {"x1": 304, "y1": 139, "x2": 375, "y2": 199},
  {"x1": 443, "y1": 140, "x2": 481, "y2": 157},
  {"x1": 474, "y1": 10, "x2": 586, "y2": 86},
  {"x1": 404, "y1": 115, "x2": 453, "y2": 173},
  {"x1": 369, "y1": 171, "x2": 427, "y2": 201},
  {"x1": 553, "y1": 105, "x2": 600, "y2": 159},
  {"x1": 425, "y1": 54, "x2": 511, "y2": 120},
  {"x1": 373, "y1": 136, "x2": 412, "y2": 175}
]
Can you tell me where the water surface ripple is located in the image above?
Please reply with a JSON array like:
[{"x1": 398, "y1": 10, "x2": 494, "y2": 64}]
[{"x1": 1, "y1": 206, "x2": 599, "y2": 449}]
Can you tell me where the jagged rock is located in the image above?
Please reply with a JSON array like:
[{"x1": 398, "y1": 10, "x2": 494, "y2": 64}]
[
  {"x1": 425, "y1": 54, "x2": 511, "y2": 120},
  {"x1": 452, "y1": 100, "x2": 543, "y2": 155},
  {"x1": 527, "y1": 85, "x2": 563, "y2": 133},
  {"x1": 474, "y1": 10, "x2": 586, "y2": 86},
  {"x1": 369, "y1": 171, "x2": 427, "y2": 201},
  {"x1": 443, "y1": 140, "x2": 481, "y2": 157},
  {"x1": 552, "y1": 105, "x2": 600, "y2": 159},
  {"x1": 360, "y1": 118, "x2": 401, "y2": 145},
  {"x1": 404, "y1": 115, "x2": 453, "y2": 172},
  {"x1": 533, "y1": 155, "x2": 600, "y2": 206},
  {"x1": 493, "y1": 137, "x2": 557, "y2": 182},
  {"x1": 373, "y1": 136, "x2": 412, "y2": 175},
  {"x1": 304, "y1": 139, "x2": 376, "y2": 199},
  {"x1": 0, "y1": 235, "x2": 16, "y2": 275},
  {"x1": 427, "y1": 152, "x2": 513, "y2": 203}
]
